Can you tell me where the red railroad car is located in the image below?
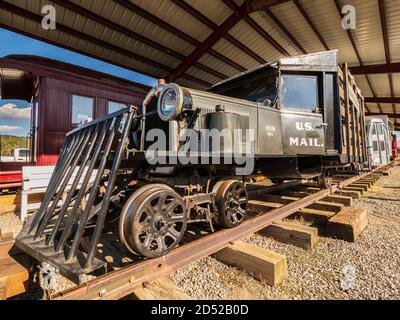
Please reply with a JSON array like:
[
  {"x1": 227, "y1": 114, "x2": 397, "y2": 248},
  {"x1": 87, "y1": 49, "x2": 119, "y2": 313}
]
[
  {"x1": 392, "y1": 134, "x2": 398, "y2": 160},
  {"x1": 0, "y1": 55, "x2": 149, "y2": 190}
]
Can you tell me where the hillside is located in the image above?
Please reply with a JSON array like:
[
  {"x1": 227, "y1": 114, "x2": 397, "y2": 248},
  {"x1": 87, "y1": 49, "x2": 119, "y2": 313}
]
[{"x1": 0, "y1": 135, "x2": 30, "y2": 156}]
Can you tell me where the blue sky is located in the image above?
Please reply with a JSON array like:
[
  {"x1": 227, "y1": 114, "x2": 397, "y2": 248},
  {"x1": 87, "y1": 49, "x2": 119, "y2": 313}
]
[{"x1": 0, "y1": 28, "x2": 157, "y2": 137}]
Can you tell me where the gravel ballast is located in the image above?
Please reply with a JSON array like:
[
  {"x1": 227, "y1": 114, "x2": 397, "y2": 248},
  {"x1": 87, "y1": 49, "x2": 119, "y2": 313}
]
[
  {"x1": 169, "y1": 165, "x2": 400, "y2": 300},
  {"x1": 2, "y1": 166, "x2": 399, "y2": 299}
]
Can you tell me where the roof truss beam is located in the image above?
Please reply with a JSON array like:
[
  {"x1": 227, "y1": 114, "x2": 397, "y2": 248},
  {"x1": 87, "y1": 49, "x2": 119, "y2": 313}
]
[
  {"x1": 366, "y1": 113, "x2": 400, "y2": 119},
  {"x1": 349, "y1": 63, "x2": 400, "y2": 75},
  {"x1": 167, "y1": 4, "x2": 248, "y2": 81},
  {"x1": 264, "y1": 8, "x2": 307, "y2": 54},
  {"x1": 113, "y1": 0, "x2": 246, "y2": 73},
  {"x1": 364, "y1": 97, "x2": 400, "y2": 104},
  {"x1": 0, "y1": 1, "x2": 211, "y2": 87},
  {"x1": 333, "y1": 0, "x2": 381, "y2": 113},
  {"x1": 171, "y1": 0, "x2": 266, "y2": 64},
  {"x1": 244, "y1": 0, "x2": 291, "y2": 12},
  {"x1": 378, "y1": 0, "x2": 395, "y2": 114},
  {"x1": 293, "y1": 0, "x2": 329, "y2": 51},
  {"x1": 223, "y1": 0, "x2": 290, "y2": 55},
  {"x1": 51, "y1": 0, "x2": 227, "y2": 81}
]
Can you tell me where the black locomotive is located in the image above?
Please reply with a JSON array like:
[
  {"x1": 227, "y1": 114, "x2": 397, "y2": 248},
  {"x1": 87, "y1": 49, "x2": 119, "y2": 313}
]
[{"x1": 16, "y1": 51, "x2": 368, "y2": 283}]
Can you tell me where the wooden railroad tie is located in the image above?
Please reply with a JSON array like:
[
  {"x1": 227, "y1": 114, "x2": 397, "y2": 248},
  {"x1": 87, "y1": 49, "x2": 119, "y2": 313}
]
[
  {"x1": 0, "y1": 230, "x2": 30, "y2": 300},
  {"x1": 130, "y1": 277, "x2": 192, "y2": 300},
  {"x1": 259, "y1": 221, "x2": 318, "y2": 249},
  {"x1": 213, "y1": 241, "x2": 287, "y2": 287},
  {"x1": 327, "y1": 207, "x2": 368, "y2": 242}
]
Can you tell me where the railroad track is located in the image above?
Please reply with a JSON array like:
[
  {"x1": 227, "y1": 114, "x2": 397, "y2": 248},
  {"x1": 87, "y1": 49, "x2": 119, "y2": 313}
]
[
  {"x1": 50, "y1": 163, "x2": 393, "y2": 300},
  {"x1": 0, "y1": 162, "x2": 395, "y2": 300}
]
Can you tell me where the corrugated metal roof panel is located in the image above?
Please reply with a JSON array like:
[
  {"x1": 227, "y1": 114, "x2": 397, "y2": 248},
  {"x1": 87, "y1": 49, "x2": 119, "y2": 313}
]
[
  {"x1": 369, "y1": 74, "x2": 391, "y2": 97},
  {"x1": 338, "y1": 0, "x2": 386, "y2": 65},
  {"x1": 212, "y1": 37, "x2": 258, "y2": 70},
  {"x1": 185, "y1": 0, "x2": 232, "y2": 26},
  {"x1": 228, "y1": 20, "x2": 282, "y2": 63},
  {"x1": 393, "y1": 73, "x2": 400, "y2": 96},
  {"x1": 270, "y1": 1, "x2": 326, "y2": 54},
  {"x1": 135, "y1": 0, "x2": 212, "y2": 43},
  {"x1": 386, "y1": 0, "x2": 400, "y2": 63},
  {"x1": 366, "y1": 103, "x2": 380, "y2": 113},
  {"x1": 353, "y1": 75, "x2": 373, "y2": 97},
  {"x1": 250, "y1": 11, "x2": 301, "y2": 56},
  {"x1": 300, "y1": 0, "x2": 359, "y2": 64},
  {"x1": 380, "y1": 103, "x2": 394, "y2": 113}
]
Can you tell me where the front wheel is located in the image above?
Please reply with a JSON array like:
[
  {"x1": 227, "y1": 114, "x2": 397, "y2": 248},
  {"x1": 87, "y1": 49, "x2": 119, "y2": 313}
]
[{"x1": 119, "y1": 184, "x2": 187, "y2": 258}]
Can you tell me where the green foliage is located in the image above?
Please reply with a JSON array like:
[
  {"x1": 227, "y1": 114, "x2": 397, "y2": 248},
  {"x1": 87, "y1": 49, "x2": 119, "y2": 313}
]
[{"x1": 0, "y1": 135, "x2": 30, "y2": 156}]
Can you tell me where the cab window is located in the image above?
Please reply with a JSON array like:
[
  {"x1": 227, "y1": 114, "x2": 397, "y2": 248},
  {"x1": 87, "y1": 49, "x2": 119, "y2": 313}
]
[
  {"x1": 281, "y1": 74, "x2": 319, "y2": 111},
  {"x1": 378, "y1": 124, "x2": 383, "y2": 135},
  {"x1": 371, "y1": 124, "x2": 377, "y2": 135},
  {"x1": 373, "y1": 141, "x2": 378, "y2": 152}
]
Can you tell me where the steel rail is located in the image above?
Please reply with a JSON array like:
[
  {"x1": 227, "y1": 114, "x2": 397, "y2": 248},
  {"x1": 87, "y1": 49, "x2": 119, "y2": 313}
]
[{"x1": 53, "y1": 163, "x2": 394, "y2": 300}]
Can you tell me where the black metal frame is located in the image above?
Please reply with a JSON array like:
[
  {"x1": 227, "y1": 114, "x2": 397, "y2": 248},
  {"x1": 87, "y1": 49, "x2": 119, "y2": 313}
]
[{"x1": 16, "y1": 107, "x2": 139, "y2": 283}]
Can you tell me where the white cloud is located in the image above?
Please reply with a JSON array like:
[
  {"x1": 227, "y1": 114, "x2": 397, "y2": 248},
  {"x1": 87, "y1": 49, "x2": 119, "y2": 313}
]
[
  {"x1": 0, "y1": 125, "x2": 21, "y2": 133},
  {"x1": 0, "y1": 103, "x2": 31, "y2": 120}
]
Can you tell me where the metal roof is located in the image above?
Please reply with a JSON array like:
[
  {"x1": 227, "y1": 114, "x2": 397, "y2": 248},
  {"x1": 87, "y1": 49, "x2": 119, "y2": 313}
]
[{"x1": 0, "y1": 0, "x2": 399, "y2": 129}]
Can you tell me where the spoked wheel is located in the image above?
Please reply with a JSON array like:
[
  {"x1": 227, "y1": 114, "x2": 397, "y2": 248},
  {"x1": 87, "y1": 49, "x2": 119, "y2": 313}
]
[
  {"x1": 213, "y1": 180, "x2": 248, "y2": 228},
  {"x1": 119, "y1": 184, "x2": 187, "y2": 258},
  {"x1": 317, "y1": 169, "x2": 332, "y2": 189}
]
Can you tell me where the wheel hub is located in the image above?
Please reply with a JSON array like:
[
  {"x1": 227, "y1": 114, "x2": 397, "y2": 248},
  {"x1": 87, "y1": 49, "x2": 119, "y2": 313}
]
[{"x1": 120, "y1": 186, "x2": 187, "y2": 258}]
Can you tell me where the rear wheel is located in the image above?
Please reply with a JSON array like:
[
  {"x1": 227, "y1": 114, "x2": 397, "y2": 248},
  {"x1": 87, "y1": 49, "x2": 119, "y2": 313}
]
[
  {"x1": 119, "y1": 184, "x2": 187, "y2": 258},
  {"x1": 317, "y1": 169, "x2": 332, "y2": 189},
  {"x1": 213, "y1": 180, "x2": 248, "y2": 228}
]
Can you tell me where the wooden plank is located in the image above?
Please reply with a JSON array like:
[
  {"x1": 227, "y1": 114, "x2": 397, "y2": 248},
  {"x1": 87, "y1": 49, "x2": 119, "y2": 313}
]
[
  {"x1": 213, "y1": 241, "x2": 287, "y2": 287},
  {"x1": 297, "y1": 208, "x2": 336, "y2": 225},
  {"x1": 335, "y1": 190, "x2": 361, "y2": 199},
  {"x1": 321, "y1": 195, "x2": 352, "y2": 206},
  {"x1": 0, "y1": 230, "x2": 13, "y2": 240},
  {"x1": 0, "y1": 194, "x2": 19, "y2": 205},
  {"x1": 0, "y1": 205, "x2": 18, "y2": 215},
  {"x1": 131, "y1": 277, "x2": 191, "y2": 300},
  {"x1": 0, "y1": 255, "x2": 30, "y2": 299},
  {"x1": 307, "y1": 201, "x2": 344, "y2": 213},
  {"x1": 0, "y1": 239, "x2": 20, "y2": 259},
  {"x1": 342, "y1": 186, "x2": 364, "y2": 194},
  {"x1": 0, "y1": 277, "x2": 7, "y2": 300},
  {"x1": 248, "y1": 200, "x2": 283, "y2": 213},
  {"x1": 259, "y1": 222, "x2": 318, "y2": 249},
  {"x1": 0, "y1": 193, "x2": 44, "y2": 206},
  {"x1": 348, "y1": 183, "x2": 369, "y2": 191},
  {"x1": 327, "y1": 208, "x2": 368, "y2": 242}
]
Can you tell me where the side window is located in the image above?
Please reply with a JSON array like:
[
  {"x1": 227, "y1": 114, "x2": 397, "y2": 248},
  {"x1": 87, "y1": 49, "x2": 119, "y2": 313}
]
[
  {"x1": 371, "y1": 124, "x2": 377, "y2": 135},
  {"x1": 72, "y1": 95, "x2": 93, "y2": 127},
  {"x1": 373, "y1": 141, "x2": 378, "y2": 152},
  {"x1": 380, "y1": 141, "x2": 386, "y2": 151},
  {"x1": 108, "y1": 101, "x2": 128, "y2": 114},
  {"x1": 378, "y1": 124, "x2": 383, "y2": 135},
  {"x1": 281, "y1": 74, "x2": 319, "y2": 111}
]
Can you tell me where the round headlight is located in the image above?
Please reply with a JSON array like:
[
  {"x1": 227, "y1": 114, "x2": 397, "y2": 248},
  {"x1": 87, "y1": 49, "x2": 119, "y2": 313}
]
[
  {"x1": 160, "y1": 89, "x2": 177, "y2": 118},
  {"x1": 157, "y1": 84, "x2": 184, "y2": 121}
]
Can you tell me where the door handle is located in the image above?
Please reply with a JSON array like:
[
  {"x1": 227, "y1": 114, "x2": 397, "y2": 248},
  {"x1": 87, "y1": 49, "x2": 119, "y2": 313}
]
[{"x1": 316, "y1": 123, "x2": 328, "y2": 128}]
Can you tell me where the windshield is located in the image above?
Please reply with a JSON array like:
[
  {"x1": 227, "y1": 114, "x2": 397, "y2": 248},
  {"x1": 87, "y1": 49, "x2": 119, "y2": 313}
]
[
  {"x1": 281, "y1": 74, "x2": 319, "y2": 111},
  {"x1": 211, "y1": 69, "x2": 278, "y2": 105}
]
